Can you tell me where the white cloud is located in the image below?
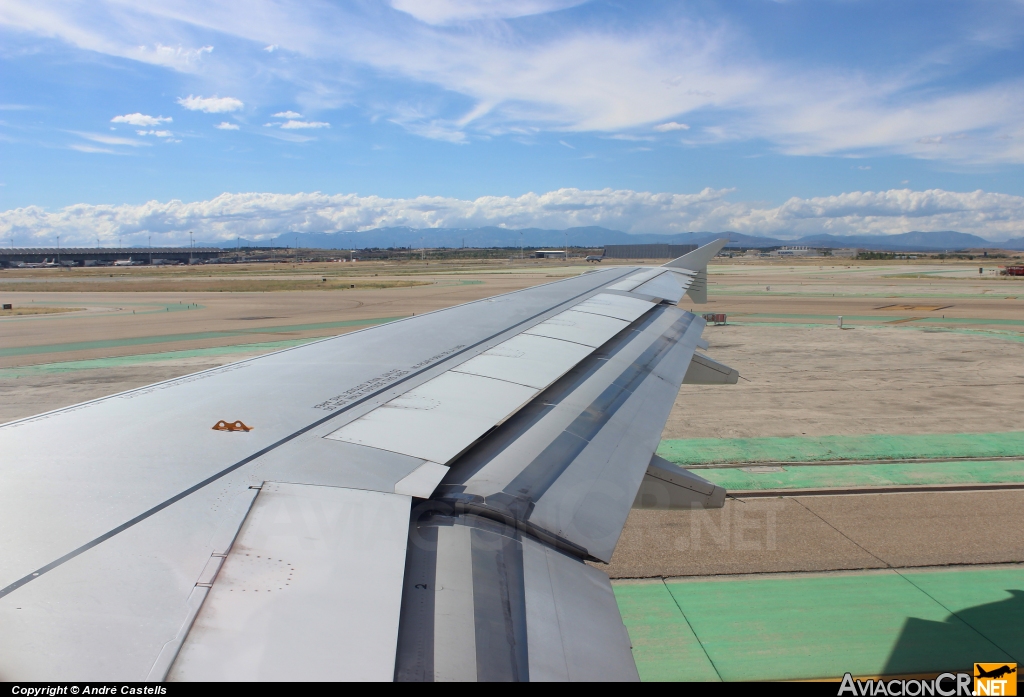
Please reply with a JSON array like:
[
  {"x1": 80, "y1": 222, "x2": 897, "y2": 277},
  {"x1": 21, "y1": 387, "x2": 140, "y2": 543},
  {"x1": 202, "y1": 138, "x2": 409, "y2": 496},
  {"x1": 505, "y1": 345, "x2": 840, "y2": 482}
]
[
  {"x1": 2, "y1": 1, "x2": 1022, "y2": 162},
  {"x1": 136, "y1": 44, "x2": 212, "y2": 70},
  {"x1": 68, "y1": 144, "x2": 118, "y2": 154},
  {"x1": 389, "y1": 0, "x2": 587, "y2": 25},
  {"x1": 654, "y1": 121, "x2": 690, "y2": 132},
  {"x1": 4, "y1": 187, "x2": 1022, "y2": 246},
  {"x1": 177, "y1": 95, "x2": 244, "y2": 113},
  {"x1": 558, "y1": 140, "x2": 574, "y2": 149},
  {"x1": 264, "y1": 44, "x2": 278, "y2": 52},
  {"x1": 111, "y1": 113, "x2": 172, "y2": 127},
  {"x1": 272, "y1": 111, "x2": 302, "y2": 118},
  {"x1": 72, "y1": 132, "x2": 149, "y2": 147},
  {"x1": 135, "y1": 129, "x2": 175, "y2": 137},
  {"x1": 215, "y1": 122, "x2": 240, "y2": 130},
  {"x1": 279, "y1": 119, "x2": 330, "y2": 129}
]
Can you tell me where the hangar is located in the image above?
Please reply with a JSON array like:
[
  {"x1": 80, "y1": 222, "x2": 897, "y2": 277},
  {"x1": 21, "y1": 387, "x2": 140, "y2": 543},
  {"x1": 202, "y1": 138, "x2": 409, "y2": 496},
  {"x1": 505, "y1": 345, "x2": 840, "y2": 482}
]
[{"x1": 0, "y1": 247, "x2": 224, "y2": 267}]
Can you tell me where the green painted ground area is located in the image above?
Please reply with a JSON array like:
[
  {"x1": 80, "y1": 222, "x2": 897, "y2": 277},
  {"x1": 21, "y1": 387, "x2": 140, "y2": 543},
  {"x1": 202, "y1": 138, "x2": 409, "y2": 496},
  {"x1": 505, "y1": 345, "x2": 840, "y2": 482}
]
[
  {"x1": 0, "y1": 315, "x2": 406, "y2": 358},
  {"x1": 658, "y1": 432, "x2": 1024, "y2": 466},
  {"x1": 615, "y1": 567, "x2": 1024, "y2": 681},
  {"x1": 716, "y1": 289, "x2": 1022, "y2": 300},
  {"x1": 698, "y1": 460, "x2": 1024, "y2": 491},
  {"x1": 0, "y1": 337, "x2": 320, "y2": 378}
]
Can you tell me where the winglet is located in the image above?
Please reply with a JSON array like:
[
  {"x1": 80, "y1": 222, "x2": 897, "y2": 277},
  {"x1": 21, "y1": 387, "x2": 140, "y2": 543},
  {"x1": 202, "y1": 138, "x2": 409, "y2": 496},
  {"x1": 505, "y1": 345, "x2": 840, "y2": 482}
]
[
  {"x1": 662, "y1": 238, "x2": 729, "y2": 303},
  {"x1": 662, "y1": 238, "x2": 729, "y2": 271}
]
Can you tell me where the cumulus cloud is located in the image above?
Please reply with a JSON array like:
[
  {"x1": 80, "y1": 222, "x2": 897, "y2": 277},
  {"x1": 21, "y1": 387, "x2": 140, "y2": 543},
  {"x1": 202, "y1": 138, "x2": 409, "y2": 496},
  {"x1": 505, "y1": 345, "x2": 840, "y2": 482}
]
[
  {"x1": 272, "y1": 111, "x2": 302, "y2": 118},
  {"x1": 111, "y1": 113, "x2": 172, "y2": 127},
  {"x1": 654, "y1": 122, "x2": 689, "y2": 132},
  {"x1": 215, "y1": 122, "x2": 240, "y2": 130},
  {"x1": 279, "y1": 119, "x2": 329, "y2": 129},
  {"x1": 3, "y1": 187, "x2": 1022, "y2": 246},
  {"x1": 177, "y1": 95, "x2": 244, "y2": 113}
]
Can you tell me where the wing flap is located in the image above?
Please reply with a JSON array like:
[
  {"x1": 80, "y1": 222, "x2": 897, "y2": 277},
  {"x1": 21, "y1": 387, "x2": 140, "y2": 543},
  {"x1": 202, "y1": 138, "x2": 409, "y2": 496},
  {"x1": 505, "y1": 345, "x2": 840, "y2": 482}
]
[
  {"x1": 683, "y1": 352, "x2": 740, "y2": 384},
  {"x1": 522, "y1": 537, "x2": 638, "y2": 681},
  {"x1": 168, "y1": 483, "x2": 410, "y2": 681},
  {"x1": 632, "y1": 454, "x2": 727, "y2": 509},
  {"x1": 394, "y1": 514, "x2": 637, "y2": 682},
  {"x1": 438, "y1": 305, "x2": 703, "y2": 561}
]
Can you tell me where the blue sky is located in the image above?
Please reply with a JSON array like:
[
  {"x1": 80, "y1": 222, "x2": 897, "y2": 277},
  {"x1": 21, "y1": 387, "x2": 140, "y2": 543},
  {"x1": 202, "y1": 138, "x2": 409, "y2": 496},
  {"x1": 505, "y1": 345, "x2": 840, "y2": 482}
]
[{"x1": 2, "y1": 0, "x2": 1024, "y2": 245}]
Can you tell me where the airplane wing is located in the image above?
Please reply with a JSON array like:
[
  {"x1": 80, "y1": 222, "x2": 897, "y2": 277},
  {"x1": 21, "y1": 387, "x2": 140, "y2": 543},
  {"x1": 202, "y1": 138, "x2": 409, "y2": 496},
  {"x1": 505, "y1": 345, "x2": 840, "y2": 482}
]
[{"x1": 0, "y1": 239, "x2": 734, "y2": 682}]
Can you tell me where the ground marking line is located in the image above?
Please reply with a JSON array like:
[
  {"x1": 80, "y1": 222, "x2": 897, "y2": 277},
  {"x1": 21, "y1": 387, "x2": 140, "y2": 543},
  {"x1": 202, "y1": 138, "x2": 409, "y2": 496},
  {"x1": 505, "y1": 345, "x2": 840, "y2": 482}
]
[
  {"x1": 662, "y1": 578, "x2": 724, "y2": 682},
  {"x1": 790, "y1": 497, "x2": 893, "y2": 569}
]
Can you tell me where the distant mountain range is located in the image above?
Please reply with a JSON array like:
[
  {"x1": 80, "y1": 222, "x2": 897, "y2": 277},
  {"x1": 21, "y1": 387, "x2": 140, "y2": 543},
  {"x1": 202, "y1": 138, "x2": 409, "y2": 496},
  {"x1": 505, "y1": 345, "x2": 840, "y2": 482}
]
[{"x1": 220, "y1": 226, "x2": 1024, "y2": 251}]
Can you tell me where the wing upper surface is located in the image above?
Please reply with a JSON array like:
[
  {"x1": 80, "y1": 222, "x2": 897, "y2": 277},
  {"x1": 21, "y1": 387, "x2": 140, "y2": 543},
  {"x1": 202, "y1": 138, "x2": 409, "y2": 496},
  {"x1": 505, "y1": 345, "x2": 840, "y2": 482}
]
[{"x1": 0, "y1": 240, "x2": 729, "y2": 681}]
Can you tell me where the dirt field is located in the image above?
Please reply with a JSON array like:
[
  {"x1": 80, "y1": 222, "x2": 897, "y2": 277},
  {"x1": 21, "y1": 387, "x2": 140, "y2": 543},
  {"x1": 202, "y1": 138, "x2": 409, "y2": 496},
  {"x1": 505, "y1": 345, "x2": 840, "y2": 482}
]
[
  {"x1": 0, "y1": 260, "x2": 587, "y2": 420},
  {"x1": 3, "y1": 258, "x2": 1021, "y2": 428}
]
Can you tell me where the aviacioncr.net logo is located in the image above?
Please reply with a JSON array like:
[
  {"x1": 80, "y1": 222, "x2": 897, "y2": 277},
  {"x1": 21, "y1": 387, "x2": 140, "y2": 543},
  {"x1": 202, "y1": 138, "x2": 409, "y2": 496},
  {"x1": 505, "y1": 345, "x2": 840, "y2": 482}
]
[{"x1": 839, "y1": 672, "x2": 973, "y2": 696}]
